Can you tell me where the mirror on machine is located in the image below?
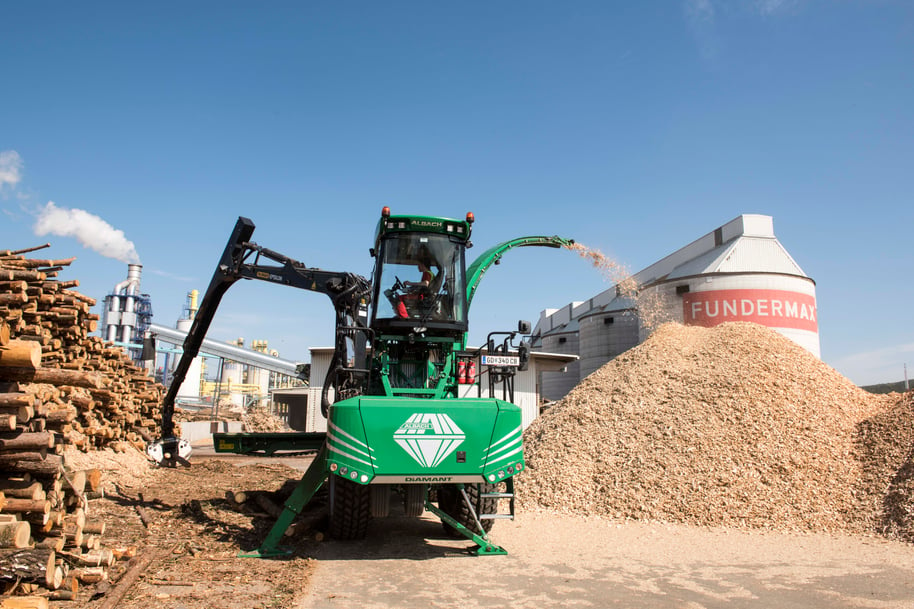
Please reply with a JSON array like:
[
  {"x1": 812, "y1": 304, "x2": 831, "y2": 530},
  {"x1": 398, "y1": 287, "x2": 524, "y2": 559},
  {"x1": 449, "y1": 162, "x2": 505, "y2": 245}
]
[{"x1": 517, "y1": 340, "x2": 530, "y2": 372}]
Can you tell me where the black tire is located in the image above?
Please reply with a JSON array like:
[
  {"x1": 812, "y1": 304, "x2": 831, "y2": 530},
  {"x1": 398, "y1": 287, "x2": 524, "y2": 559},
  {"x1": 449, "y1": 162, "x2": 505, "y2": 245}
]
[
  {"x1": 438, "y1": 483, "x2": 498, "y2": 538},
  {"x1": 329, "y1": 475, "x2": 371, "y2": 540},
  {"x1": 403, "y1": 484, "x2": 427, "y2": 517},
  {"x1": 370, "y1": 484, "x2": 391, "y2": 518}
]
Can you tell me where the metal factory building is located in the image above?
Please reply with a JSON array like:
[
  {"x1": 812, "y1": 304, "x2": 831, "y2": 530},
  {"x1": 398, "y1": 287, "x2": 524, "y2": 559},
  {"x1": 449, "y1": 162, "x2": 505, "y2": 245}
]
[{"x1": 533, "y1": 214, "x2": 818, "y2": 401}]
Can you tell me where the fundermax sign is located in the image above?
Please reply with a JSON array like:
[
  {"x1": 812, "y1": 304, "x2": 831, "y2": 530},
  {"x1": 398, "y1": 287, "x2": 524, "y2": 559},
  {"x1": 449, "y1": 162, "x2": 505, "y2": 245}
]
[{"x1": 682, "y1": 289, "x2": 818, "y2": 332}]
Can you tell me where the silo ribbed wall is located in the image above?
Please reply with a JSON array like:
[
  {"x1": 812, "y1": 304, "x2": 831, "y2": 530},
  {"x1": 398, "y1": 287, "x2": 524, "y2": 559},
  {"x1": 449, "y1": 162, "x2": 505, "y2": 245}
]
[
  {"x1": 578, "y1": 310, "x2": 640, "y2": 379},
  {"x1": 539, "y1": 331, "x2": 580, "y2": 402}
]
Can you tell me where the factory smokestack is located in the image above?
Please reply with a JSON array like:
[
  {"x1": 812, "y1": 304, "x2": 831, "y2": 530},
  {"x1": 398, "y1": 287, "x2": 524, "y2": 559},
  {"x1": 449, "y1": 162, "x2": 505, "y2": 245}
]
[
  {"x1": 102, "y1": 264, "x2": 153, "y2": 360},
  {"x1": 33, "y1": 201, "x2": 141, "y2": 264}
]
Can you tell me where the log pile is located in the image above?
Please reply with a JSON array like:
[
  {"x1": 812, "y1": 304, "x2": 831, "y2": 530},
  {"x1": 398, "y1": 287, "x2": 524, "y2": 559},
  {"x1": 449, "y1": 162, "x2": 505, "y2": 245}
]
[
  {"x1": 0, "y1": 244, "x2": 158, "y2": 601},
  {"x1": 0, "y1": 467, "x2": 129, "y2": 601},
  {"x1": 0, "y1": 244, "x2": 165, "y2": 452}
]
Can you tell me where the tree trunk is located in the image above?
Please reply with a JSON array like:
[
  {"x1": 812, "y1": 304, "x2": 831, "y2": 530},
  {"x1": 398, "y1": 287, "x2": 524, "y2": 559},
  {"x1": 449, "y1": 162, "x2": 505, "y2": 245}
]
[
  {"x1": 0, "y1": 521, "x2": 30, "y2": 549},
  {"x1": 0, "y1": 341, "x2": 42, "y2": 370},
  {"x1": 0, "y1": 548, "x2": 57, "y2": 589},
  {"x1": 0, "y1": 367, "x2": 104, "y2": 390},
  {"x1": 0, "y1": 454, "x2": 62, "y2": 479},
  {"x1": 0, "y1": 432, "x2": 54, "y2": 451}
]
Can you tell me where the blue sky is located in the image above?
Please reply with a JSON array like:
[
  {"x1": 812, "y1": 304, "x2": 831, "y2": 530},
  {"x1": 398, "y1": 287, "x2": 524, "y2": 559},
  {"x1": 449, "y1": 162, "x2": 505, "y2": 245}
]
[{"x1": 1, "y1": 1, "x2": 912, "y2": 386}]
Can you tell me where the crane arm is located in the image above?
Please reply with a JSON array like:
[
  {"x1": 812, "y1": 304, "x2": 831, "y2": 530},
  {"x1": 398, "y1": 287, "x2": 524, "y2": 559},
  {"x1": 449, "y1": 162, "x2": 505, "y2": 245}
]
[{"x1": 154, "y1": 216, "x2": 371, "y2": 466}]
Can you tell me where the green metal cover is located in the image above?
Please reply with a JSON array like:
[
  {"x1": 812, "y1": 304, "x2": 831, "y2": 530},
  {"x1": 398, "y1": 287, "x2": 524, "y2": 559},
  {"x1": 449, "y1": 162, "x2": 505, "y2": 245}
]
[{"x1": 326, "y1": 396, "x2": 525, "y2": 485}]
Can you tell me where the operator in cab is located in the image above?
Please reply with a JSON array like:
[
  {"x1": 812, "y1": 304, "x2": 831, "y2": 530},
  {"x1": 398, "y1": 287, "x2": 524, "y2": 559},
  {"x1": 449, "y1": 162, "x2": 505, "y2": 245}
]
[{"x1": 395, "y1": 257, "x2": 437, "y2": 318}]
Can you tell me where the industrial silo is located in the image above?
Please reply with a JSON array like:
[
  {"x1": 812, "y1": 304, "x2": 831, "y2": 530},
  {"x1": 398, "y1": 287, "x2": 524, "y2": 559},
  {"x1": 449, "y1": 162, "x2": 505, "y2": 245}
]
[
  {"x1": 538, "y1": 321, "x2": 581, "y2": 402},
  {"x1": 531, "y1": 213, "x2": 819, "y2": 405},
  {"x1": 578, "y1": 298, "x2": 640, "y2": 380},
  {"x1": 532, "y1": 302, "x2": 585, "y2": 402},
  {"x1": 635, "y1": 214, "x2": 819, "y2": 357},
  {"x1": 173, "y1": 290, "x2": 203, "y2": 401}
]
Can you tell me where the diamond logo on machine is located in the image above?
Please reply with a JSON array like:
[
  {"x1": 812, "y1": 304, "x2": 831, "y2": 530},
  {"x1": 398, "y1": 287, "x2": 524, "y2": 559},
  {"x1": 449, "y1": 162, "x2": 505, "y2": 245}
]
[{"x1": 393, "y1": 413, "x2": 465, "y2": 468}]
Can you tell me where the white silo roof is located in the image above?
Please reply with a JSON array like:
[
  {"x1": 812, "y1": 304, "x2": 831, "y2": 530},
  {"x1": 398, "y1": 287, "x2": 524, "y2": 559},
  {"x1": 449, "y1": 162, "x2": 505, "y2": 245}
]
[
  {"x1": 665, "y1": 235, "x2": 807, "y2": 279},
  {"x1": 535, "y1": 213, "x2": 811, "y2": 332}
]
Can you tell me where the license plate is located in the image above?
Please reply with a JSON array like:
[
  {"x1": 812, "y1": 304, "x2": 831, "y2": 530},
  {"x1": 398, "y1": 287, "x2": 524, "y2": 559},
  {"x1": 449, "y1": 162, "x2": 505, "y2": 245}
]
[{"x1": 481, "y1": 355, "x2": 519, "y2": 367}]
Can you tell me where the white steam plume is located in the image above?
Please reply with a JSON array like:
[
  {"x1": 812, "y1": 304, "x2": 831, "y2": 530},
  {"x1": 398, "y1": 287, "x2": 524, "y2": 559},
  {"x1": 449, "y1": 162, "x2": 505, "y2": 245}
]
[{"x1": 34, "y1": 201, "x2": 141, "y2": 264}]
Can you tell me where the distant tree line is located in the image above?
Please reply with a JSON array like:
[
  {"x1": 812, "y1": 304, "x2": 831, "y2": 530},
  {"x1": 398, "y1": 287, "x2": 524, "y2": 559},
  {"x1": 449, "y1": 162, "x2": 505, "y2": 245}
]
[{"x1": 862, "y1": 380, "x2": 911, "y2": 394}]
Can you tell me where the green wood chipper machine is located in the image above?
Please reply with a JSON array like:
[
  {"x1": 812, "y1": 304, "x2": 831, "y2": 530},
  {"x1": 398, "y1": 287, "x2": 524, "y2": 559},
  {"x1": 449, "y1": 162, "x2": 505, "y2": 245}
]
[{"x1": 148, "y1": 207, "x2": 572, "y2": 556}]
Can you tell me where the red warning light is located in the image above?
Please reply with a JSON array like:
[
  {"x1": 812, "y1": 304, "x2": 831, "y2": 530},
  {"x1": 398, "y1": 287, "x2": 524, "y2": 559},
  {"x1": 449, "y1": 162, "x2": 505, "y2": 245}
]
[
  {"x1": 382, "y1": 206, "x2": 391, "y2": 218},
  {"x1": 466, "y1": 212, "x2": 475, "y2": 224}
]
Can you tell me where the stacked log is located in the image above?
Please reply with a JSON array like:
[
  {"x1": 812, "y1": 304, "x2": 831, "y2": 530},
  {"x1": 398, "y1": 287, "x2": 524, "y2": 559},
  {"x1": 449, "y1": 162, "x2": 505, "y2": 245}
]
[
  {"x1": 0, "y1": 245, "x2": 166, "y2": 452},
  {"x1": 0, "y1": 465, "x2": 120, "y2": 599},
  {"x1": 0, "y1": 245, "x2": 156, "y2": 600}
]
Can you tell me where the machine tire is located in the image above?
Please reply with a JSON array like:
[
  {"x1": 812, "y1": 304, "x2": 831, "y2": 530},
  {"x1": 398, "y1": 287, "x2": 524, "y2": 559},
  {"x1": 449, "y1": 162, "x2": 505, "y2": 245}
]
[
  {"x1": 329, "y1": 475, "x2": 371, "y2": 540},
  {"x1": 438, "y1": 483, "x2": 498, "y2": 538},
  {"x1": 370, "y1": 484, "x2": 391, "y2": 518},
  {"x1": 403, "y1": 484, "x2": 427, "y2": 517}
]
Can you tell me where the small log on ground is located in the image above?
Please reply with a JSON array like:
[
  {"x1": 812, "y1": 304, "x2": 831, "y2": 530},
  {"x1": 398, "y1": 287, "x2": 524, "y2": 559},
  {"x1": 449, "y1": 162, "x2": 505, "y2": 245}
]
[{"x1": 0, "y1": 596, "x2": 50, "y2": 609}]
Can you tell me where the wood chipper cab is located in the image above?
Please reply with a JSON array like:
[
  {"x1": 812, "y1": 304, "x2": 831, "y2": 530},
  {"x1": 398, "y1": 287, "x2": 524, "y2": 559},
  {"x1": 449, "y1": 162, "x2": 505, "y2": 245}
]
[{"x1": 150, "y1": 207, "x2": 573, "y2": 557}]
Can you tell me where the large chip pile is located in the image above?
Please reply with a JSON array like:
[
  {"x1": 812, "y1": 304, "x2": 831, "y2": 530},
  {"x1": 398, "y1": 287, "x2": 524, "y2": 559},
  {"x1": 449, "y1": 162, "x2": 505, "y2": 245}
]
[{"x1": 517, "y1": 322, "x2": 912, "y2": 538}]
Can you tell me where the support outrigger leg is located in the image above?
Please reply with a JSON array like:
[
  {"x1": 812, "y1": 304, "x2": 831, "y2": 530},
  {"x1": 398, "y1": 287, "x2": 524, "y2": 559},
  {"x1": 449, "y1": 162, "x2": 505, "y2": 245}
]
[
  {"x1": 424, "y1": 484, "x2": 507, "y2": 556},
  {"x1": 239, "y1": 445, "x2": 329, "y2": 558}
]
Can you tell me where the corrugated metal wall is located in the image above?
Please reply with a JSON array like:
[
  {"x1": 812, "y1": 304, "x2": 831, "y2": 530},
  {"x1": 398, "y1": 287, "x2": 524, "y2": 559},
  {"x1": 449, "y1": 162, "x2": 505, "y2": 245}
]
[
  {"x1": 539, "y1": 331, "x2": 581, "y2": 401},
  {"x1": 578, "y1": 309, "x2": 640, "y2": 379}
]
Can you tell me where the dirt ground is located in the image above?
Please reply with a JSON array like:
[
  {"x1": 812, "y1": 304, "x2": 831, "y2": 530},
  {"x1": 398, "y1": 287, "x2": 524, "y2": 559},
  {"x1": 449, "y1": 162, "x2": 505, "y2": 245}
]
[
  {"x1": 62, "y1": 452, "x2": 914, "y2": 609},
  {"x1": 76, "y1": 453, "x2": 320, "y2": 609}
]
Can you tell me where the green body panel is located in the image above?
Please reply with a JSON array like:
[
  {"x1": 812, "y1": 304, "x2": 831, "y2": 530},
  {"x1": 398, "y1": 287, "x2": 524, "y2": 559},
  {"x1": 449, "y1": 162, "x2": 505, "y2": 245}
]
[
  {"x1": 324, "y1": 399, "x2": 374, "y2": 484},
  {"x1": 325, "y1": 396, "x2": 525, "y2": 485}
]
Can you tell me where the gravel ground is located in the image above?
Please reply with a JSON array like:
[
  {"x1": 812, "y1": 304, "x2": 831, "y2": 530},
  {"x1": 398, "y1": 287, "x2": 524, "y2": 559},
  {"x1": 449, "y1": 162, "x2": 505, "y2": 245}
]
[{"x1": 296, "y1": 510, "x2": 914, "y2": 609}]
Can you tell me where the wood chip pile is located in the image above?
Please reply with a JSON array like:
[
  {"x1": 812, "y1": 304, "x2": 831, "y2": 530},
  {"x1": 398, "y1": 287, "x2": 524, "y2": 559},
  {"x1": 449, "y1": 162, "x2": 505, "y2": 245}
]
[
  {"x1": 1, "y1": 244, "x2": 167, "y2": 601},
  {"x1": 517, "y1": 322, "x2": 911, "y2": 540},
  {"x1": 242, "y1": 406, "x2": 289, "y2": 432}
]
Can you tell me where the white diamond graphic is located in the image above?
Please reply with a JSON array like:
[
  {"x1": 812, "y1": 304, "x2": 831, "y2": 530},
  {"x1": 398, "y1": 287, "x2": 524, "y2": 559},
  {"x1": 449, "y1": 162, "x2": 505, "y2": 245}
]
[{"x1": 394, "y1": 413, "x2": 465, "y2": 468}]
